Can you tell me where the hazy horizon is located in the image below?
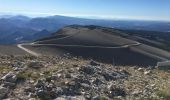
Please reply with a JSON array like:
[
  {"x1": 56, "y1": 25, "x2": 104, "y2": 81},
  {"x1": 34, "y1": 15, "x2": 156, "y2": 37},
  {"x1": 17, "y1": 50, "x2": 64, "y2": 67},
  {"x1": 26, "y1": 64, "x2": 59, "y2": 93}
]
[
  {"x1": 1, "y1": 13, "x2": 170, "y2": 23},
  {"x1": 0, "y1": 0, "x2": 170, "y2": 21}
]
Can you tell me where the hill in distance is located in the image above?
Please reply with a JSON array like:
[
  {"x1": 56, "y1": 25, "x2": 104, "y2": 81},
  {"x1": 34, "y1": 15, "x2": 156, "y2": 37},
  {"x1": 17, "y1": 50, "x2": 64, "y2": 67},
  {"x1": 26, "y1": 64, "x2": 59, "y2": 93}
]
[
  {"x1": 0, "y1": 15, "x2": 170, "y2": 44},
  {"x1": 11, "y1": 25, "x2": 168, "y2": 67}
]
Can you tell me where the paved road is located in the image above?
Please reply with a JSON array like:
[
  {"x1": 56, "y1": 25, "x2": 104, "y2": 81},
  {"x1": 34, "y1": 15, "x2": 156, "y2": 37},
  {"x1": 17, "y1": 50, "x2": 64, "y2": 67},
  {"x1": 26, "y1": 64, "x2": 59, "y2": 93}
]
[
  {"x1": 17, "y1": 30, "x2": 169, "y2": 67},
  {"x1": 17, "y1": 42, "x2": 140, "y2": 57},
  {"x1": 18, "y1": 42, "x2": 170, "y2": 67},
  {"x1": 18, "y1": 41, "x2": 141, "y2": 56},
  {"x1": 31, "y1": 42, "x2": 141, "y2": 48}
]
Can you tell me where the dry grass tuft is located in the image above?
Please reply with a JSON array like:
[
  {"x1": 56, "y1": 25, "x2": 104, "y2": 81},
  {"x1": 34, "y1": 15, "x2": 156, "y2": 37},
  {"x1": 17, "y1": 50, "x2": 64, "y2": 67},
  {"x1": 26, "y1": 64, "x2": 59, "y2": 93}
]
[{"x1": 156, "y1": 83, "x2": 170, "y2": 100}]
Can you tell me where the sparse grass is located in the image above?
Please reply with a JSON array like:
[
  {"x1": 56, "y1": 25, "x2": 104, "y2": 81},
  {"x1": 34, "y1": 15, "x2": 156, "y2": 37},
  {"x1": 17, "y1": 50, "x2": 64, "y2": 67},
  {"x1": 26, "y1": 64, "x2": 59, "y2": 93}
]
[
  {"x1": 23, "y1": 55, "x2": 37, "y2": 60},
  {"x1": 17, "y1": 70, "x2": 40, "y2": 81},
  {"x1": 17, "y1": 64, "x2": 59, "y2": 81},
  {"x1": 156, "y1": 84, "x2": 170, "y2": 100},
  {"x1": 0, "y1": 65, "x2": 12, "y2": 73},
  {"x1": 123, "y1": 67, "x2": 170, "y2": 100},
  {"x1": 156, "y1": 69, "x2": 170, "y2": 79},
  {"x1": 43, "y1": 70, "x2": 51, "y2": 75},
  {"x1": 95, "y1": 96, "x2": 109, "y2": 100},
  {"x1": 17, "y1": 71, "x2": 32, "y2": 80}
]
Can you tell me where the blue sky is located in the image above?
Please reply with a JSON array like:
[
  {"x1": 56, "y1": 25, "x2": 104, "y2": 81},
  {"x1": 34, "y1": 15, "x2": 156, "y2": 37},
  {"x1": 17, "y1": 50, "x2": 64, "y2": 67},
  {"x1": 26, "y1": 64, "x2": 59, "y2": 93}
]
[{"x1": 0, "y1": 0, "x2": 170, "y2": 21}]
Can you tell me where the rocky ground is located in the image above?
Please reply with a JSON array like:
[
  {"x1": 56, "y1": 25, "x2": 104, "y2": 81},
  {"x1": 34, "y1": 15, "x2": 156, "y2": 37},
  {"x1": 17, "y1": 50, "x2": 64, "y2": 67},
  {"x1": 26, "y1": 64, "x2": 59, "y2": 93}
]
[{"x1": 0, "y1": 55, "x2": 169, "y2": 100}]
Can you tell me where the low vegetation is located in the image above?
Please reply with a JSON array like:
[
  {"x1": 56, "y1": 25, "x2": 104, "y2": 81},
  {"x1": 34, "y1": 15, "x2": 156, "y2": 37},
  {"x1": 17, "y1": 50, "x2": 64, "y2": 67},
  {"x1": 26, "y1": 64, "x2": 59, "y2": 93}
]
[{"x1": 156, "y1": 84, "x2": 170, "y2": 100}]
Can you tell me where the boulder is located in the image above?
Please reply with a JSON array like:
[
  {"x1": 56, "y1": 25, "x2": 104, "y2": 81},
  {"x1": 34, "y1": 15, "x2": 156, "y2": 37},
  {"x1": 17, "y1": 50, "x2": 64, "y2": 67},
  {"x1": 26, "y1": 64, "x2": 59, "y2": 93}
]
[
  {"x1": 137, "y1": 68, "x2": 144, "y2": 72},
  {"x1": 80, "y1": 65, "x2": 95, "y2": 74},
  {"x1": 90, "y1": 61, "x2": 100, "y2": 66},
  {"x1": 2, "y1": 82, "x2": 16, "y2": 87},
  {"x1": 93, "y1": 78, "x2": 103, "y2": 85},
  {"x1": 1, "y1": 72, "x2": 17, "y2": 83},
  {"x1": 54, "y1": 87, "x2": 64, "y2": 96},
  {"x1": 0, "y1": 86, "x2": 8, "y2": 99},
  {"x1": 108, "y1": 85, "x2": 126, "y2": 97},
  {"x1": 24, "y1": 86, "x2": 35, "y2": 93},
  {"x1": 34, "y1": 80, "x2": 44, "y2": 88},
  {"x1": 102, "y1": 72, "x2": 115, "y2": 81},
  {"x1": 65, "y1": 73, "x2": 72, "y2": 78},
  {"x1": 80, "y1": 83, "x2": 91, "y2": 90},
  {"x1": 144, "y1": 70, "x2": 151, "y2": 75},
  {"x1": 27, "y1": 61, "x2": 44, "y2": 69},
  {"x1": 36, "y1": 89, "x2": 47, "y2": 99}
]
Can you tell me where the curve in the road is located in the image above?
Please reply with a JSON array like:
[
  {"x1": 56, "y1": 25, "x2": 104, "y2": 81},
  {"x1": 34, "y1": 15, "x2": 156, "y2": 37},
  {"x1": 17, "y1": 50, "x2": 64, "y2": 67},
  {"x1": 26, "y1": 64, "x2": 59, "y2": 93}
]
[
  {"x1": 17, "y1": 44, "x2": 40, "y2": 56},
  {"x1": 17, "y1": 28, "x2": 170, "y2": 67}
]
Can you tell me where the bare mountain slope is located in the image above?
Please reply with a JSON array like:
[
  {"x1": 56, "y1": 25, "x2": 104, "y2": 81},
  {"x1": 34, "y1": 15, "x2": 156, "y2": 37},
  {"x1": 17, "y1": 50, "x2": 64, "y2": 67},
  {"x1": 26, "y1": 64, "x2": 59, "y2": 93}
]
[
  {"x1": 36, "y1": 25, "x2": 138, "y2": 46},
  {"x1": 0, "y1": 25, "x2": 170, "y2": 66},
  {"x1": 25, "y1": 25, "x2": 169, "y2": 66},
  {"x1": 0, "y1": 45, "x2": 28, "y2": 55}
]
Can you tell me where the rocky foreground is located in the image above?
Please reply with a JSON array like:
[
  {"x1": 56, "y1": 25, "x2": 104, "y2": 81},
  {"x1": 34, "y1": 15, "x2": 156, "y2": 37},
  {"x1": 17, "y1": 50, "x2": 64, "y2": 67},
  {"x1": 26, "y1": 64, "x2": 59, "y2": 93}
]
[{"x1": 0, "y1": 55, "x2": 169, "y2": 100}]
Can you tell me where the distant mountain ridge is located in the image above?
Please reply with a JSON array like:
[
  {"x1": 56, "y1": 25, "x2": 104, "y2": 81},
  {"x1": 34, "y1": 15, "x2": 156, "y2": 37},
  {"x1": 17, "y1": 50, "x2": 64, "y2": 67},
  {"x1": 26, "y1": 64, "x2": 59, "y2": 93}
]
[{"x1": 0, "y1": 15, "x2": 170, "y2": 44}]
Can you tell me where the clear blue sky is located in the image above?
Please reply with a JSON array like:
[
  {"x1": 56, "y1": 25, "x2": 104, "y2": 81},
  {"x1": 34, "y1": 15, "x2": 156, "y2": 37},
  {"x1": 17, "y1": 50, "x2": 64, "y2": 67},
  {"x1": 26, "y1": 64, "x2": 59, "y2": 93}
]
[{"x1": 0, "y1": 0, "x2": 170, "y2": 21}]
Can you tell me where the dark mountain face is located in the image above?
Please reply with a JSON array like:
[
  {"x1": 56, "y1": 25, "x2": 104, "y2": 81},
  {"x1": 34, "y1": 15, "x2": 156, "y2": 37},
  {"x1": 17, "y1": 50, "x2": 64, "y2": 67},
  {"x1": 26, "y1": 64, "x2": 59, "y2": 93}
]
[
  {"x1": 23, "y1": 29, "x2": 51, "y2": 41},
  {"x1": 0, "y1": 16, "x2": 51, "y2": 44},
  {"x1": 0, "y1": 15, "x2": 170, "y2": 44},
  {"x1": 27, "y1": 18, "x2": 66, "y2": 31},
  {"x1": 9, "y1": 15, "x2": 30, "y2": 21}
]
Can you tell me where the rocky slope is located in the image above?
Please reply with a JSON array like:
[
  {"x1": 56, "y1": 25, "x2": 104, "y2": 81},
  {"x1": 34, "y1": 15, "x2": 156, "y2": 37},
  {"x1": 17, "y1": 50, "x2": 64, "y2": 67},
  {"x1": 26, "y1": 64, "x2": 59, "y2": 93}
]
[{"x1": 0, "y1": 55, "x2": 169, "y2": 100}]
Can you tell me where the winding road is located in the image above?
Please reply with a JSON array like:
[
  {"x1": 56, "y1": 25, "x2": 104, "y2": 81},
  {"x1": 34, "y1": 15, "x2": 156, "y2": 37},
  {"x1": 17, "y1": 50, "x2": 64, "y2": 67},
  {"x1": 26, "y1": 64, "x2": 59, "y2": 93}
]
[
  {"x1": 17, "y1": 42, "x2": 170, "y2": 67},
  {"x1": 17, "y1": 42, "x2": 141, "y2": 56},
  {"x1": 17, "y1": 28, "x2": 170, "y2": 67},
  {"x1": 17, "y1": 44, "x2": 40, "y2": 56}
]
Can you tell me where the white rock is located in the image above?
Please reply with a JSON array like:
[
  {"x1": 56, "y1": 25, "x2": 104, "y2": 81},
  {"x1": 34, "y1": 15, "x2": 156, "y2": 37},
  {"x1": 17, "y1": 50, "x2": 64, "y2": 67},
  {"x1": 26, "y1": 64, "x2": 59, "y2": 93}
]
[
  {"x1": 13, "y1": 67, "x2": 19, "y2": 71},
  {"x1": 151, "y1": 84, "x2": 156, "y2": 87},
  {"x1": 55, "y1": 96, "x2": 86, "y2": 100},
  {"x1": 137, "y1": 68, "x2": 144, "y2": 72},
  {"x1": 29, "y1": 79, "x2": 35, "y2": 84},
  {"x1": 57, "y1": 74, "x2": 62, "y2": 78},
  {"x1": 144, "y1": 70, "x2": 151, "y2": 75},
  {"x1": 131, "y1": 90, "x2": 140, "y2": 95}
]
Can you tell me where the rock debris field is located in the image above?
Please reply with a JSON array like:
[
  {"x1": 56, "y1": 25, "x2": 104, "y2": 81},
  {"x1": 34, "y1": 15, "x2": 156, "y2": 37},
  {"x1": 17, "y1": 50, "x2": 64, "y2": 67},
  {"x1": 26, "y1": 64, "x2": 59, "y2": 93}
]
[{"x1": 0, "y1": 55, "x2": 169, "y2": 100}]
